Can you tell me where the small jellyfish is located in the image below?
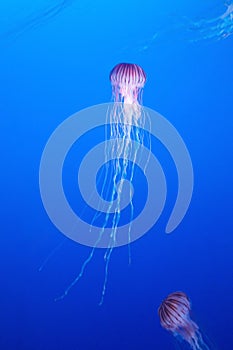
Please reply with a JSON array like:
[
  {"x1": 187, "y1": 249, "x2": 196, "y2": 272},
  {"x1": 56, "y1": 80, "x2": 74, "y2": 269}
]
[{"x1": 158, "y1": 291, "x2": 209, "y2": 350}]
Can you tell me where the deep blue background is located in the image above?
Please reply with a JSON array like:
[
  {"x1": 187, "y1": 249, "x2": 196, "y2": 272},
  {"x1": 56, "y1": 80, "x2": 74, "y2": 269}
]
[{"x1": 1, "y1": 1, "x2": 232, "y2": 349}]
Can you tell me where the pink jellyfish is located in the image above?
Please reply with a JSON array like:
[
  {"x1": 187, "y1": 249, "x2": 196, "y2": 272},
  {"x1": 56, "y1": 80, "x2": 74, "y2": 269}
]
[
  {"x1": 110, "y1": 63, "x2": 146, "y2": 105},
  {"x1": 107, "y1": 63, "x2": 149, "y2": 153},
  {"x1": 158, "y1": 292, "x2": 209, "y2": 350}
]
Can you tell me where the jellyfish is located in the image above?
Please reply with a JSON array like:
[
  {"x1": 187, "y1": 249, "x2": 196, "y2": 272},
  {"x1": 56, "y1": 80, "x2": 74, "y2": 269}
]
[
  {"x1": 97, "y1": 63, "x2": 150, "y2": 302},
  {"x1": 158, "y1": 292, "x2": 209, "y2": 350},
  {"x1": 55, "y1": 63, "x2": 150, "y2": 304}
]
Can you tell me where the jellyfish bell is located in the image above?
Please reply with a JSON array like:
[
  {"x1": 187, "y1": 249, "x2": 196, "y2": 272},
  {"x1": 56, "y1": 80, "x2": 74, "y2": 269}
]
[
  {"x1": 109, "y1": 62, "x2": 149, "y2": 131},
  {"x1": 110, "y1": 63, "x2": 147, "y2": 105},
  {"x1": 158, "y1": 291, "x2": 209, "y2": 350},
  {"x1": 159, "y1": 291, "x2": 191, "y2": 330}
]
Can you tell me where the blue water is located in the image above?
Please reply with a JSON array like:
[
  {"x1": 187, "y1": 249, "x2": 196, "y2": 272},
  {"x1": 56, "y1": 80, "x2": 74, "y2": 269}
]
[{"x1": 1, "y1": 1, "x2": 233, "y2": 349}]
